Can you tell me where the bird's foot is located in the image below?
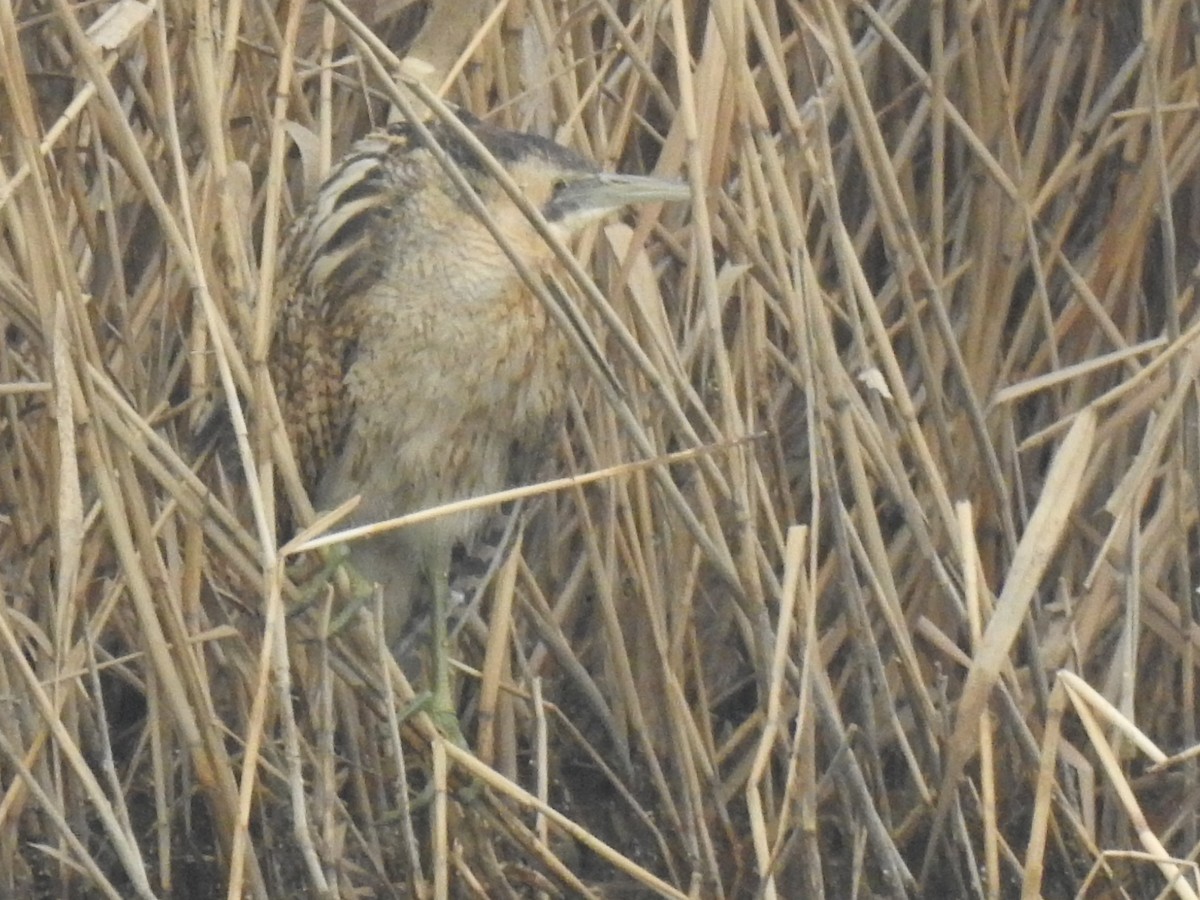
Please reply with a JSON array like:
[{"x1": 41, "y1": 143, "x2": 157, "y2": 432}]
[
  {"x1": 285, "y1": 544, "x2": 377, "y2": 634},
  {"x1": 394, "y1": 688, "x2": 467, "y2": 749},
  {"x1": 428, "y1": 688, "x2": 467, "y2": 749}
]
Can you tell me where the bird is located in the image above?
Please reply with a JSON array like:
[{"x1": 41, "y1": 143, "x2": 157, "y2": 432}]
[{"x1": 268, "y1": 108, "x2": 689, "y2": 730}]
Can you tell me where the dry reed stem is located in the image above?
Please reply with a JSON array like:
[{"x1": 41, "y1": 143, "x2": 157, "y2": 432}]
[{"x1": 7, "y1": 0, "x2": 1200, "y2": 896}]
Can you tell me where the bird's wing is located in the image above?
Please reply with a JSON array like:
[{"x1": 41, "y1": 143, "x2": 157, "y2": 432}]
[{"x1": 270, "y1": 129, "x2": 423, "y2": 492}]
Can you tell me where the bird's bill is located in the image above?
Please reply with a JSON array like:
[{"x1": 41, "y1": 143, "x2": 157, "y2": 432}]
[{"x1": 558, "y1": 172, "x2": 692, "y2": 215}]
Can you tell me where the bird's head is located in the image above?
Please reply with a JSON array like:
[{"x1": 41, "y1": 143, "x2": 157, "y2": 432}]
[{"x1": 417, "y1": 112, "x2": 690, "y2": 243}]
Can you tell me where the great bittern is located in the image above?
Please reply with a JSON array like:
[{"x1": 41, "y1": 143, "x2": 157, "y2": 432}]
[{"x1": 270, "y1": 109, "x2": 688, "y2": 728}]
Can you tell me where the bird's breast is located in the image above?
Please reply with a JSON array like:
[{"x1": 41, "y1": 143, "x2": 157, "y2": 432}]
[{"x1": 320, "y1": 265, "x2": 570, "y2": 536}]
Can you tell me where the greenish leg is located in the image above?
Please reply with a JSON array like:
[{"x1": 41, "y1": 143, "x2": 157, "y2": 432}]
[{"x1": 426, "y1": 541, "x2": 466, "y2": 746}]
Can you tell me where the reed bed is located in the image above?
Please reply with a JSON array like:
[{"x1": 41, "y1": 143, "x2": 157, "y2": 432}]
[{"x1": 2, "y1": 0, "x2": 1199, "y2": 896}]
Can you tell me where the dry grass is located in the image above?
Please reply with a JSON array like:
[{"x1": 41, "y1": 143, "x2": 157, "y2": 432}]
[{"x1": 3, "y1": 0, "x2": 1200, "y2": 897}]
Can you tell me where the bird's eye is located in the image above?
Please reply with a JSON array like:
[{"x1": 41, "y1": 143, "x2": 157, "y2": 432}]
[{"x1": 551, "y1": 178, "x2": 567, "y2": 194}]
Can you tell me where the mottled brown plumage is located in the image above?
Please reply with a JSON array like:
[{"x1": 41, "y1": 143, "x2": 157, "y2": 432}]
[{"x1": 269, "y1": 109, "x2": 688, "y2": 721}]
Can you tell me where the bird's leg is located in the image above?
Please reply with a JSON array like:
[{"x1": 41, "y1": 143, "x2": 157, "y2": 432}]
[{"x1": 425, "y1": 538, "x2": 465, "y2": 746}]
